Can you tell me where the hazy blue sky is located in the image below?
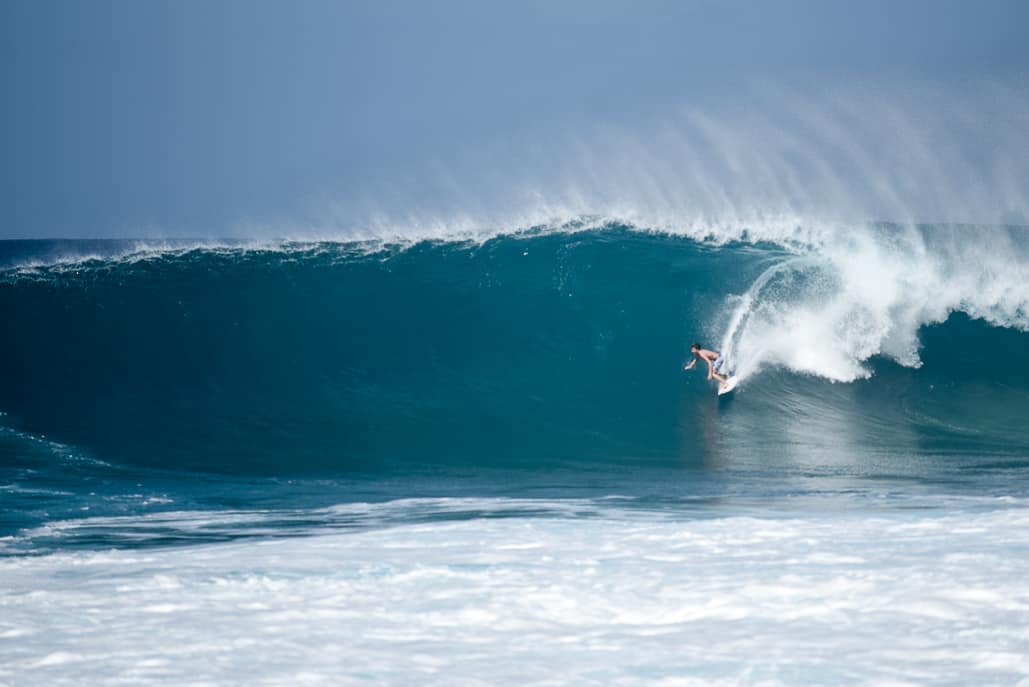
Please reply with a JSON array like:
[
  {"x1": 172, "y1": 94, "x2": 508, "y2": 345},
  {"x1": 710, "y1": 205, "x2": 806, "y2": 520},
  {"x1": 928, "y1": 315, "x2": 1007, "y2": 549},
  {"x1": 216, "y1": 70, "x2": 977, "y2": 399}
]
[{"x1": 2, "y1": 0, "x2": 1028, "y2": 238}]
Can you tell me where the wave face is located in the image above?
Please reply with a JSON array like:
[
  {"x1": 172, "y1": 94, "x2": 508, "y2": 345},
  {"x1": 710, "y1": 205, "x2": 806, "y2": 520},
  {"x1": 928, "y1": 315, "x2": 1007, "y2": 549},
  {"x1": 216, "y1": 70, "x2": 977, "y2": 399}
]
[{"x1": 2, "y1": 222, "x2": 1027, "y2": 486}]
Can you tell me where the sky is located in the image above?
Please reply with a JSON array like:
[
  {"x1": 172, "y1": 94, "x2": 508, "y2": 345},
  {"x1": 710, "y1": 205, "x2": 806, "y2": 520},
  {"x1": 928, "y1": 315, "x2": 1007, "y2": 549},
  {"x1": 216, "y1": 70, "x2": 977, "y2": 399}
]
[{"x1": 1, "y1": 0, "x2": 1028, "y2": 238}]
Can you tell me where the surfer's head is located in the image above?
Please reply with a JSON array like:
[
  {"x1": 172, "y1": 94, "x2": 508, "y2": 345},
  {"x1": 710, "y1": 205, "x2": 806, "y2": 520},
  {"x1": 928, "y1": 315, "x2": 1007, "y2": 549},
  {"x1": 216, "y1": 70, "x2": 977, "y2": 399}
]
[{"x1": 691, "y1": 342, "x2": 701, "y2": 353}]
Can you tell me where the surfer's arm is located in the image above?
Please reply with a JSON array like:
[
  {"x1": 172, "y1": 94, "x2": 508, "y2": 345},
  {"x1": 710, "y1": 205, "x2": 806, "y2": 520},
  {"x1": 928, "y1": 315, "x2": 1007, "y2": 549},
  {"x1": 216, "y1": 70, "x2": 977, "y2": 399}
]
[{"x1": 683, "y1": 359, "x2": 696, "y2": 370}]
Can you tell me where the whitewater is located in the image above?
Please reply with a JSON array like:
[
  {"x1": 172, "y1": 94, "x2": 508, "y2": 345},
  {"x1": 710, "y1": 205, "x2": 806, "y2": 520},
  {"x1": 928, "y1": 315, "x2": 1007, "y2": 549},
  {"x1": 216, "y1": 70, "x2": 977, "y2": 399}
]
[
  {"x1": 2, "y1": 219, "x2": 1029, "y2": 685},
  {"x1": 5, "y1": 499, "x2": 1029, "y2": 686}
]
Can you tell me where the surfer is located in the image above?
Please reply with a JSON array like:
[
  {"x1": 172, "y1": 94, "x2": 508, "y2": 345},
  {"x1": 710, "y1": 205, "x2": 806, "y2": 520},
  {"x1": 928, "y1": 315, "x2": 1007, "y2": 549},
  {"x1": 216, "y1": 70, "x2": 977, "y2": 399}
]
[{"x1": 683, "y1": 342, "x2": 728, "y2": 384}]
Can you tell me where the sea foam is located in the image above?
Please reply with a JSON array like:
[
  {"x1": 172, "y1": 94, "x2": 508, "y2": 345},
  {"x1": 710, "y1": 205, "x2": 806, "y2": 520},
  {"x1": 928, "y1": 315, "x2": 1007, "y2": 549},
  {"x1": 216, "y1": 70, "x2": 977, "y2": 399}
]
[
  {"x1": 3, "y1": 498, "x2": 1029, "y2": 686},
  {"x1": 718, "y1": 223, "x2": 1029, "y2": 383}
]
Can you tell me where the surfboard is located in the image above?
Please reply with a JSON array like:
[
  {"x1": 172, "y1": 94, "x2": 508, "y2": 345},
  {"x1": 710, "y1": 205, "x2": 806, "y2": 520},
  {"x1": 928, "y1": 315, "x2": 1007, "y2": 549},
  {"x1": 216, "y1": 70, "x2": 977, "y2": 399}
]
[{"x1": 718, "y1": 376, "x2": 738, "y2": 395}]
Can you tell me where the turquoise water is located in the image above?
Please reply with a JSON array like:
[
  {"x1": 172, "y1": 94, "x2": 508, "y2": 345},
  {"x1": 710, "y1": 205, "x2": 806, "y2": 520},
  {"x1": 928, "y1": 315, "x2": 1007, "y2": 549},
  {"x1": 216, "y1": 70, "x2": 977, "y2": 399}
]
[{"x1": 2, "y1": 222, "x2": 1029, "y2": 684}]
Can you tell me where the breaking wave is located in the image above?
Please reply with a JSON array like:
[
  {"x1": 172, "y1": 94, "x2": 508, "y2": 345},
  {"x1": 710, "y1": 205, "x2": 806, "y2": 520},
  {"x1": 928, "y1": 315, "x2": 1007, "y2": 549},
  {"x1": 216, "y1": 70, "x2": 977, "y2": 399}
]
[{"x1": 1, "y1": 219, "x2": 1027, "y2": 477}]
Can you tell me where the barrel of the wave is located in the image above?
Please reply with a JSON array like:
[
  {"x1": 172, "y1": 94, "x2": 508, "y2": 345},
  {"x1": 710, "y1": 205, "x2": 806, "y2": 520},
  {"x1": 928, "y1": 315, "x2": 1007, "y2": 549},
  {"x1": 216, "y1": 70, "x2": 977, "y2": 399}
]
[{"x1": 0, "y1": 230, "x2": 755, "y2": 473}]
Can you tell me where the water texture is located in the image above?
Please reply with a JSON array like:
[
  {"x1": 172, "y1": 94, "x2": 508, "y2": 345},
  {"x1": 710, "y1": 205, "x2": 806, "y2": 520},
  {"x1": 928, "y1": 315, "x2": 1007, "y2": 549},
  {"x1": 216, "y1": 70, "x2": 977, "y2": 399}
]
[{"x1": 1, "y1": 221, "x2": 1028, "y2": 685}]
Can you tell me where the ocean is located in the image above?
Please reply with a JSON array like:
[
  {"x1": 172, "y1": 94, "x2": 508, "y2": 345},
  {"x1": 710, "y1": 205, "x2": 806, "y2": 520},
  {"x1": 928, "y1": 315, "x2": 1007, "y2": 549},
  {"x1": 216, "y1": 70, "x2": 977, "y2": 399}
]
[{"x1": 2, "y1": 220, "x2": 1029, "y2": 685}]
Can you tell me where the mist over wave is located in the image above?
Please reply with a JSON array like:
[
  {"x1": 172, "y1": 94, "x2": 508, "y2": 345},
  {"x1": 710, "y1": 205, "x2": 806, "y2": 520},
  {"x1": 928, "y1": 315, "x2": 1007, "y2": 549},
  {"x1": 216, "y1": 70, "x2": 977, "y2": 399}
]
[{"x1": 281, "y1": 80, "x2": 1029, "y2": 244}]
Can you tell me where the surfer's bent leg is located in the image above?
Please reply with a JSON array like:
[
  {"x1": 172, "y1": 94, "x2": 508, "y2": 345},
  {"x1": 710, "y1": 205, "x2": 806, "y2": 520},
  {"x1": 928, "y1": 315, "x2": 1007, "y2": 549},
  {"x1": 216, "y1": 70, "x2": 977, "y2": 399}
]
[{"x1": 711, "y1": 355, "x2": 728, "y2": 384}]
